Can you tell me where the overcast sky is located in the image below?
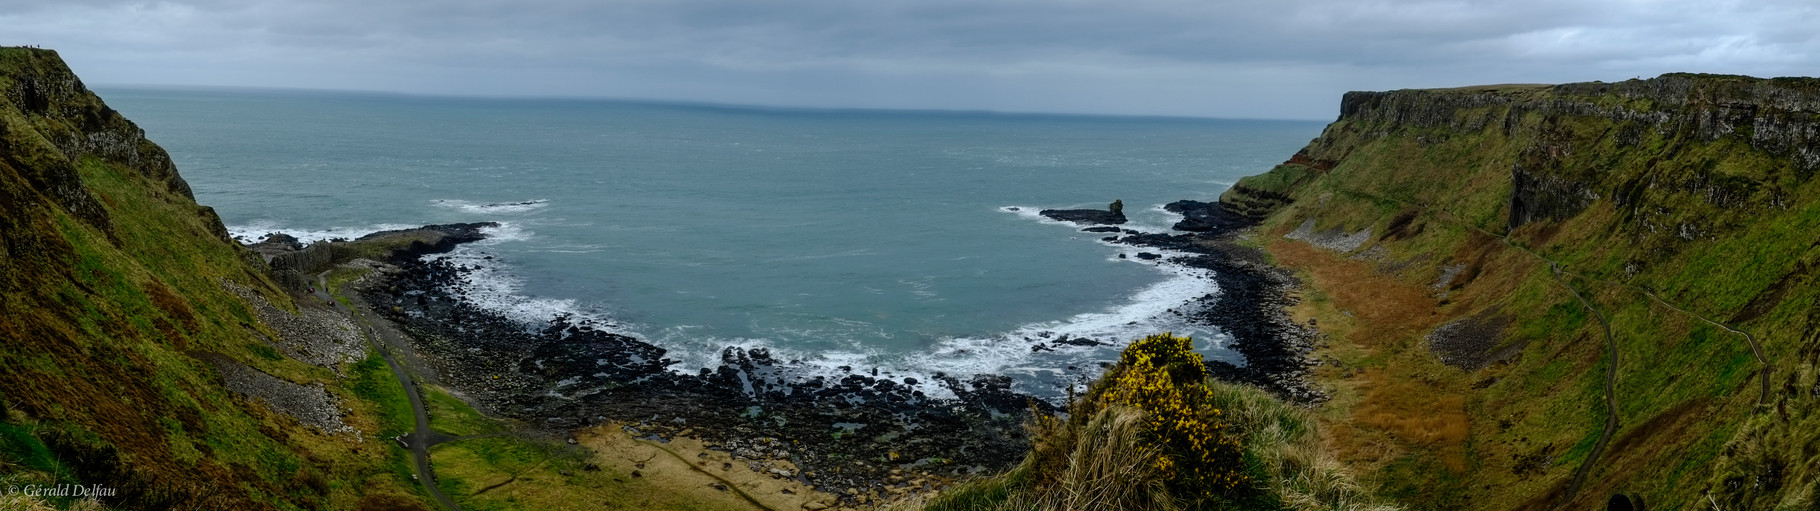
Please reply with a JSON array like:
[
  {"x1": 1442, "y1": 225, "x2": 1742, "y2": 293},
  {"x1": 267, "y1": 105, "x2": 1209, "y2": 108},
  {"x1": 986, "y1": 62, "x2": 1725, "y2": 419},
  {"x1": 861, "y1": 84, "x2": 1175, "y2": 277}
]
[{"x1": 4, "y1": 0, "x2": 1815, "y2": 119}]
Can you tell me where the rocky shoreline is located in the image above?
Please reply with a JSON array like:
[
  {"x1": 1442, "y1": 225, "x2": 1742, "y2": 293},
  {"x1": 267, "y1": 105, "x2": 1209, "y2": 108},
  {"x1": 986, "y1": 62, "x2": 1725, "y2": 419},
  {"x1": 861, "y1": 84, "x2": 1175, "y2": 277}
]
[
  {"x1": 259, "y1": 197, "x2": 1323, "y2": 505},
  {"x1": 352, "y1": 252, "x2": 1043, "y2": 502},
  {"x1": 1108, "y1": 202, "x2": 1326, "y2": 404},
  {"x1": 1063, "y1": 200, "x2": 1326, "y2": 404}
]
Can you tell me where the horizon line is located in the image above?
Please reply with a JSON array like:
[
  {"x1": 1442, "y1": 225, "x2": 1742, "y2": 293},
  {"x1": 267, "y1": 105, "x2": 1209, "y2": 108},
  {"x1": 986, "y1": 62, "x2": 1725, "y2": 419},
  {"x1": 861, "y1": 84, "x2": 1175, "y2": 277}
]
[{"x1": 89, "y1": 82, "x2": 1332, "y2": 123}]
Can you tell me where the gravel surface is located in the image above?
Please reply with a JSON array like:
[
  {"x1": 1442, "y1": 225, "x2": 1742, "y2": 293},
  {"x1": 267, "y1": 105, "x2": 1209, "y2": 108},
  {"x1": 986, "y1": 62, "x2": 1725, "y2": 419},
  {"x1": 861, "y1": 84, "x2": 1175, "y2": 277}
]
[
  {"x1": 223, "y1": 281, "x2": 364, "y2": 371},
  {"x1": 1285, "y1": 218, "x2": 1374, "y2": 253},
  {"x1": 1426, "y1": 309, "x2": 1515, "y2": 371},
  {"x1": 205, "y1": 354, "x2": 351, "y2": 435}
]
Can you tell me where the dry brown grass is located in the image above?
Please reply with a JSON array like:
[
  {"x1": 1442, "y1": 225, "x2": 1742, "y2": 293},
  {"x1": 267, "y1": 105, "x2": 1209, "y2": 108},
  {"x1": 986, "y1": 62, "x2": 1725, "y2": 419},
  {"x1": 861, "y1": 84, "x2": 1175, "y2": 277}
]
[
  {"x1": 1349, "y1": 370, "x2": 1471, "y2": 471},
  {"x1": 1264, "y1": 239, "x2": 1472, "y2": 474},
  {"x1": 1266, "y1": 240, "x2": 1440, "y2": 346},
  {"x1": 1267, "y1": 442, "x2": 1403, "y2": 511},
  {"x1": 144, "y1": 278, "x2": 198, "y2": 334},
  {"x1": 920, "y1": 383, "x2": 1404, "y2": 511},
  {"x1": 1037, "y1": 407, "x2": 1176, "y2": 511},
  {"x1": 917, "y1": 406, "x2": 1175, "y2": 511},
  {"x1": 0, "y1": 494, "x2": 58, "y2": 511}
]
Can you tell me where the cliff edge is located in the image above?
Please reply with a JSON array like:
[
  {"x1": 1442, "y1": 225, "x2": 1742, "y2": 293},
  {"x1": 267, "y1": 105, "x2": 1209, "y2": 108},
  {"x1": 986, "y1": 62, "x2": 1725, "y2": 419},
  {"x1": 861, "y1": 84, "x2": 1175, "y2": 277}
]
[{"x1": 1225, "y1": 73, "x2": 1820, "y2": 510}]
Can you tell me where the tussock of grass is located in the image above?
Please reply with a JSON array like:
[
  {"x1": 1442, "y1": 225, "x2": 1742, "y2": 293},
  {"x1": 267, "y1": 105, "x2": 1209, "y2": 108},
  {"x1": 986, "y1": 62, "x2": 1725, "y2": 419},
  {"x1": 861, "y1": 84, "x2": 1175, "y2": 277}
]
[
  {"x1": 1210, "y1": 384, "x2": 1397, "y2": 511},
  {"x1": 1039, "y1": 406, "x2": 1175, "y2": 511},
  {"x1": 0, "y1": 494, "x2": 60, "y2": 511}
]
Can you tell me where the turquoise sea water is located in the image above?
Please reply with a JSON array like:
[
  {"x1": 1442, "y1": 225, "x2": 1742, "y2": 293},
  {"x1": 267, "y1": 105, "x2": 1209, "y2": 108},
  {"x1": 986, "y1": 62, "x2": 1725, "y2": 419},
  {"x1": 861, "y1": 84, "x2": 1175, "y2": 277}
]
[{"x1": 101, "y1": 87, "x2": 1323, "y2": 395}]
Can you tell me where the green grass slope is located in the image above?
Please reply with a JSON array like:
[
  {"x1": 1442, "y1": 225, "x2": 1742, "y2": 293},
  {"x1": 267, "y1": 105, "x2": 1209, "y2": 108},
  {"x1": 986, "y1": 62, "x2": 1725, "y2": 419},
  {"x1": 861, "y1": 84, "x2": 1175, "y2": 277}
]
[
  {"x1": 1224, "y1": 73, "x2": 1820, "y2": 510},
  {"x1": 0, "y1": 47, "x2": 438, "y2": 510}
]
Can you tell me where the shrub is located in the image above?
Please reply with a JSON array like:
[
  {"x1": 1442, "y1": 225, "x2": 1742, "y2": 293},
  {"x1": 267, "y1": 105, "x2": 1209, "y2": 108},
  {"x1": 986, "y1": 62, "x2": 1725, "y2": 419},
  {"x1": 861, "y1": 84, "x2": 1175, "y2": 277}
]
[
  {"x1": 921, "y1": 333, "x2": 1398, "y2": 511},
  {"x1": 1094, "y1": 334, "x2": 1249, "y2": 500},
  {"x1": 1016, "y1": 333, "x2": 1249, "y2": 509}
]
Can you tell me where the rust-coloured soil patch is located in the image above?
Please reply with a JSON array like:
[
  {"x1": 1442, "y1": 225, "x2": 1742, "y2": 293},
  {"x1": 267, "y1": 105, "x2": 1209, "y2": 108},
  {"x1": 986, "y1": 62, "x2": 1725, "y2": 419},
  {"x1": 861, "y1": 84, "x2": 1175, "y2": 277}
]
[
  {"x1": 1264, "y1": 238, "x2": 1471, "y2": 472},
  {"x1": 1351, "y1": 369, "x2": 1472, "y2": 470},
  {"x1": 1265, "y1": 240, "x2": 1441, "y2": 348}
]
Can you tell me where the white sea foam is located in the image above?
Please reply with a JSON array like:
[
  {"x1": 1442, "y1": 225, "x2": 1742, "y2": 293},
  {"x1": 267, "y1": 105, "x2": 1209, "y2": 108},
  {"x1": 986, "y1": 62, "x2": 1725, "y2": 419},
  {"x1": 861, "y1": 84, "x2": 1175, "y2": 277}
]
[
  {"x1": 432, "y1": 198, "x2": 551, "y2": 214},
  {"x1": 898, "y1": 276, "x2": 941, "y2": 301},
  {"x1": 1119, "y1": 203, "x2": 1183, "y2": 234},
  {"x1": 432, "y1": 223, "x2": 623, "y2": 332},
  {"x1": 1000, "y1": 203, "x2": 1181, "y2": 235},
  {"x1": 901, "y1": 255, "x2": 1230, "y2": 397},
  {"x1": 768, "y1": 248, "x2": 878, "y2": 262},
  {"x1": 228, "y1": 221, "x2": 421, "y2": 244},
  {"x1": 997, "y1": 205, "x2": 1078, "y2": 228}
]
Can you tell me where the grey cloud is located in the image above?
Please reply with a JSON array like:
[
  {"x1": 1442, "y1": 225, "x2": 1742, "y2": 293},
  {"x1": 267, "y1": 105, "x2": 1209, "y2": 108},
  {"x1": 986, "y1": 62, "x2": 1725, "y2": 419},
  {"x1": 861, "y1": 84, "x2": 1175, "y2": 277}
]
[{"x1": 4, "y1": 0, "x2": 1816, "y2": 118}]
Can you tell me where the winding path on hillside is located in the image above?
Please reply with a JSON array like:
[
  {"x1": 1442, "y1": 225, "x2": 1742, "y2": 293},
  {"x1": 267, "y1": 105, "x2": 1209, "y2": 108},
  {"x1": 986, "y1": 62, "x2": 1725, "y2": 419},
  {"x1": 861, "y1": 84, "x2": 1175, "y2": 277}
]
[
  {"x1": 1541, "y1": 262, "x2": 1618, "y2": 509},
  {"x1": 1484, "y1": 233, "x2": 1619, "y2": 507},
  {"x1": 317, "y1": 273, "x2": 462, "y2": 511},
  {"x1": 1486, "y1": 226, "x2": 1771, "y2": 408},
  {"x1": 1640, "y1": 291, "x2": 1771, "y2": 408}
]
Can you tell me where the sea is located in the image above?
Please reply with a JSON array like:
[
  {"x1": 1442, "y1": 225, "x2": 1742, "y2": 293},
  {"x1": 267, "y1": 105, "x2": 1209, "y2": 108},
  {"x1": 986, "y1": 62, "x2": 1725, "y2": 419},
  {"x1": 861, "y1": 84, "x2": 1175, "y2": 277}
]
[{"x1": 99, "y1": 87, "x2": 1324, "y2": 397}]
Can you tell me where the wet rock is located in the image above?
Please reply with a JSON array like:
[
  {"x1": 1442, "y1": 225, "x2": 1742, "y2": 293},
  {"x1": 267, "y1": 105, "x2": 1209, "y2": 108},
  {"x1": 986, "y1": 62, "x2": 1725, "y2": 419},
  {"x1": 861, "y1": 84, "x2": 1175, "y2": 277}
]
[
  {"x1": 246, "y1": 232, "x2": 304, "y2": 256},
  {"x1": 1165, "y1": 200, "x2": 1256, "y2": 232},
  {"x1": 1038, "y1": 207, "x2": 1127, "y2": 225},
  {"x1": 1051, "y1": 336, "x2": 1104, "y2": 347}
]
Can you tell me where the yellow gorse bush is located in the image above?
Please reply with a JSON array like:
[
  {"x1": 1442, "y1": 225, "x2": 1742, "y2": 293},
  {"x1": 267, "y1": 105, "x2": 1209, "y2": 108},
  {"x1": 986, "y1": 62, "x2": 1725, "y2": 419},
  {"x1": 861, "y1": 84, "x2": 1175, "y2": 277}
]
[
  {"x1": 923, "y1": 333, "x2": 1398, "y2": 511},
  {"x1": 1097, "y1": 333, "x2": 1249, "y2": 499}
]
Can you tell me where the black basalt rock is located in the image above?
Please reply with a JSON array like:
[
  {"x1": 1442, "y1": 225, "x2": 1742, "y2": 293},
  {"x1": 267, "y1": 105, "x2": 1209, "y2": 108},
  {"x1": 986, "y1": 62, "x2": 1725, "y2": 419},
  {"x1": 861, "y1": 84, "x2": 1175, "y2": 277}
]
[
  {"x1": 1039, "y1": 207, "x2": 1127, "y2": 225},
  {"x1": 360, "y1": 250, "x2": 1043, "y2": 499},
  {"x1": 1165, "y1": 200, "x2": 1254, "y2": 232}
]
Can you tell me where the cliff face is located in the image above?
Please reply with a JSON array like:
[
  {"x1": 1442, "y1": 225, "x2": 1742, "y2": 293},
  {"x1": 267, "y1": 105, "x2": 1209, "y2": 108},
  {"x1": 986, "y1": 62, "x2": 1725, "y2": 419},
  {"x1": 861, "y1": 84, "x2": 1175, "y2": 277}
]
[
  {"x1": 1226, "y1": 74, "x2": 1820, "y2": 510},
  {"x1": 1, "y1": 50, "x2": 226, "y2": 232},
  {"x1": 0, "y1": 48, "x2": 432, "y2": 510},
  {"x1": 1337, "y1": 75, "x2": 1820, "y2": 157}
]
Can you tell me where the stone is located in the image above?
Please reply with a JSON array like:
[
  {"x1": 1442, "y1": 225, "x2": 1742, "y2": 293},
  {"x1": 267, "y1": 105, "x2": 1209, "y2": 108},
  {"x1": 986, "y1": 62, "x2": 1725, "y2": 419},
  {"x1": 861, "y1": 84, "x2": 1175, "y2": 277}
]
[{"x1": 1037, "y1": 207, "x2": 1127, "y2": 225}]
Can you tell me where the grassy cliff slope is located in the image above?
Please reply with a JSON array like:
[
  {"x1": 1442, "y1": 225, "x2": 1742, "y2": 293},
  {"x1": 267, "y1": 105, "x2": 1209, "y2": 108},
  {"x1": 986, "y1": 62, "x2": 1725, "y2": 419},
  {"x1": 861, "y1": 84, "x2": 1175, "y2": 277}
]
[
  {"x1": 0, "y1": 46, "x2": 444, "y2": 510},
  {"x1": 1225, "y1": 74, "x2": 1820, "y2": 510}
]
